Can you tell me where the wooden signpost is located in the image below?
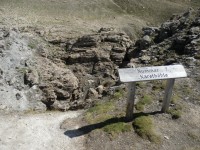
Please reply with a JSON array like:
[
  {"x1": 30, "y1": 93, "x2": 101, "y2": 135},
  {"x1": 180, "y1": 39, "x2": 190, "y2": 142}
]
[{"x1": 118, "y1": 65, "x2": 187, "y2": 121}]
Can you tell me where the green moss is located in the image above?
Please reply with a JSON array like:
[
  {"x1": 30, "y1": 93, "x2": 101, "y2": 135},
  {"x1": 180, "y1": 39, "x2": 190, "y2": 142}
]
[
  {"x1": 103, "y1": 122, "x2": 132, "y2": 136},
  {"x1": 87, "y1": 102, "x2": 114, "y2": 114},
  {"x1": 85, "y1": 99, "x2": 132, "y2": 137},
  {"x1": 85, "y1": 101, "x2": 115, "y2": 124},
  {"x1": 135, "y1": 95, "x2": 152, "y2": 111},
  {"x1": 133, "y1": 116, "x2": 160, "y2": 143}
]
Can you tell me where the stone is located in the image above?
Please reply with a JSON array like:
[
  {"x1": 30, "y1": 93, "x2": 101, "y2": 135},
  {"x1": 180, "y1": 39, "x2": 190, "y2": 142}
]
[
  {"x1": 24, "y1": 69, "x2": 39, "y2": 87},
  {"x1": 52, "y1": 100, "x2": 70, "y2": 111},
  {"x1": 74, "y1": 35, "x2": 99, "y2": 48},
  {"x1": 0, "y1": 68, "x2": 3, "y2": 79},
  {"x1": 0, "y1": 41, "x2": 5, "y2": 49},
  {"x1": 96, "y1": 85, "x2": 104, "y2": 94},
  {"x1": 189, "y1": 27, "x2": 200, "y2": 35},
  {"x1": 138, "y1": 35, "x2": 152, "y2": 49},
  {"x1": 88, "y1": 88, "x2": 99, "y2": 98},
  {"x1": 142, "y1": 27, "x2": 159, "y2": 36},
  {"x1": 98, "y1": 27, "x2": 115, "y2": 33},
  {"x1": 16, "y1": 93, "x2": 22, "y2": 100},
  {"x1": 140, "y1": 55, "x2": 151, "y2": 62},
  {"x1": 54, "y1": 89, "x2": 71, "y2": 100}
]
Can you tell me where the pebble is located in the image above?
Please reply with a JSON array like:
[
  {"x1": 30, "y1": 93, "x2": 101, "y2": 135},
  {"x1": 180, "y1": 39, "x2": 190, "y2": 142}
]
[{"x1": 164, "y1": 136, "x2": 169, "y2": 140}]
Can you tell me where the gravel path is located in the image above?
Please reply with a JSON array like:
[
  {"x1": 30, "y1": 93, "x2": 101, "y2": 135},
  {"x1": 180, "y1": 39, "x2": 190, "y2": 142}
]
[{"x1": 0, "y1": 111, "x2": 85, "y2": 150}]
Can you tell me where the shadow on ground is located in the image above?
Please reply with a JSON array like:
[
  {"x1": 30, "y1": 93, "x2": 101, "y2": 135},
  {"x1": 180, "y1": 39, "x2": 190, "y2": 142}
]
[{"x1": 64, "y1": 111, "x2": 162, "y2": 138}]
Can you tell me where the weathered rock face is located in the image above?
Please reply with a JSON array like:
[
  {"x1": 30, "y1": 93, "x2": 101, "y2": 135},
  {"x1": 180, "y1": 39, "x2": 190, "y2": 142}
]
[
  {"x1": 0, "y1": 27, "x2": 46, "y2": 112},
  {"x1": 55, "y1": 29, "x2": 132, "y2": 109},
  {"x1": 127, "y1": 9, "x2": 200, "y2": 70},
  {"x1": 37, "y1": 59, "x2": 80, "y2": 110},
  {"x1": 63, "y1": 30, "x2": 131, "y2": 65},
  {"x1": 15, "y1": 27, "x2": 132, "y2": 111}
]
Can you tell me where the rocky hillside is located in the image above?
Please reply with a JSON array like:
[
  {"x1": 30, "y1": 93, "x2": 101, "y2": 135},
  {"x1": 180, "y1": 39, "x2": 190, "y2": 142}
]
[
  {"x1": 1, "y1": 0, "x2": 199, "y2": 39},
  {"x1": 0, "y1": 0, "x2": 200, "y2": 112},
  {"x1": 1, "y1": 8, "x2": 200, "y2": 112},
  {"x1": 127, "y1": 8, "x2": 200, "y2": 86}
]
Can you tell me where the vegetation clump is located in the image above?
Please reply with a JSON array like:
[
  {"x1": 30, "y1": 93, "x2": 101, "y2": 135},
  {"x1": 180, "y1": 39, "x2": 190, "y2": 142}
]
[
  {"x1": 103, "y1": 122, "x2": 132, "y2": 137},
  {"x1": 85, "y1": 101, "x2": 115, "y2": 124},
  {"x1": 167, "y1": 105, "x2": 182, "y2": 119},
  {"x1": 85, "y1": 99, "x2": 132, "y2": 137},
  {"x1": 133, "y1": 116, "x2": 160, "y2": 143}
]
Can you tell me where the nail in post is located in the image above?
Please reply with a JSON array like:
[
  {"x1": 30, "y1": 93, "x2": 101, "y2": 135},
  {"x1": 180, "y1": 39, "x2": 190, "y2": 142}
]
[
  {"x1": 126, "y1": 82, "x2": 136, "y2": 121},
  {"x1": 161, "y1": 78, "x2": 175, "y2": 112}
]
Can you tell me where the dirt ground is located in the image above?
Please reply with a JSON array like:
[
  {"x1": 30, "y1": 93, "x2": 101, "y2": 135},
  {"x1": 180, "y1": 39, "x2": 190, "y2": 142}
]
[{"x1": 0, "y1": 111, "x2": 85, "y2": 150}]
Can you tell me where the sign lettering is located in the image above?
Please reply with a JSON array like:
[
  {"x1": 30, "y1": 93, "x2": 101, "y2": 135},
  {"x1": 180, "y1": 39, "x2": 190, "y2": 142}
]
[{"x1": 118, "y1": 65, "x2": 187, "y2": 82}]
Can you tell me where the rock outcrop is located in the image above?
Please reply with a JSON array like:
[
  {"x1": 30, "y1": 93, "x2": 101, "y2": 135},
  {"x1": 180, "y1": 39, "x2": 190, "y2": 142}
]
[
  {"x1": 127, "y1": 8, "x2": 200, "y2": 70},
  {"x1": 57, "y1": 28, "x2": 132, "y2": 109},
  {"x1": 0, "y1": 27, "x2": 46, "y2": 112},
  {"x1": 3, "y1": 8, "x2": 200, "y2": 112}
]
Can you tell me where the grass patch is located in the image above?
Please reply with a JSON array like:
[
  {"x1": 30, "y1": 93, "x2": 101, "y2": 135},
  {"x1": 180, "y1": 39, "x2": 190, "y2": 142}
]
[
  {"x1": 85, "y1": 101, "x2": 115, "y2": 124},
  {"x1": 85, "y1": 99, "x2": 132, "y2": 137},
  {"x1": 133, "y1": 116, "x2": 160, "y2": 143},
  {"x1": 171, "y1": 94, "x2": 181, "y2": 104},
  {"x1": 182, "y1": 86, "x2": 193, "y2": 95},
  {"x1": 136, "y1": 82, "x2": 146, "y2": 88},
  {"x1": 111, "y1": 87, "x2": 125, "y2": 100},
  {"x1": 135, "y1": 95, "x2": 152, "y2": 111},
  {"x1": 103, "y1": 122, "x2": 132, "y2": 137},
  {"x1": 152, "y1": 80, "x2": 166, "y2": 91}
]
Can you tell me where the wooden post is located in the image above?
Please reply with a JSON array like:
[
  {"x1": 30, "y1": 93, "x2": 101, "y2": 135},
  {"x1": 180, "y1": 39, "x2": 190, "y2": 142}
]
[
  {"x1": 161, "y1": 78, "x2": 175, "y2": 112},
  {"x1": 126, "y1": 82, "x2": 136, "y2": 121}
]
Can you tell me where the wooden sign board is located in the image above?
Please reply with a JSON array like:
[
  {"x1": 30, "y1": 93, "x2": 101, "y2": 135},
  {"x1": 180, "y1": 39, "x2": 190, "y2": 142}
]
[
  {"x1": 118, "y1": 65, "x2": 187, "y2": 83},
  {"x1": 118, "y1": 64, "x2": 187, "y2": 121}
]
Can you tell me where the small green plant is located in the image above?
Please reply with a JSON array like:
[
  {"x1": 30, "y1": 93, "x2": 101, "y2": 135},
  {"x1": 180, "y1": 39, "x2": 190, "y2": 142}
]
[
  {"x1": 111, "y1": 87, "x2": 125, "y2": 100},
  {"x1": 171, "y1": 94, "x2": 181, "y2": 104},
  {"x1": 135, "y1": 95, "x2": 152, "y2": 111},
  {"x1": 167, "y1": 104, "x2": 183, "y2": 119},
  {"x1": 152, "y1": 80, "x2": 166, "y2": 90},
  {"x1": 133, "y1": 116, "x2": 160, "y2": 143},
  {"x1": 136, "y1": 82, "x2": 146, "y2": 88}
]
